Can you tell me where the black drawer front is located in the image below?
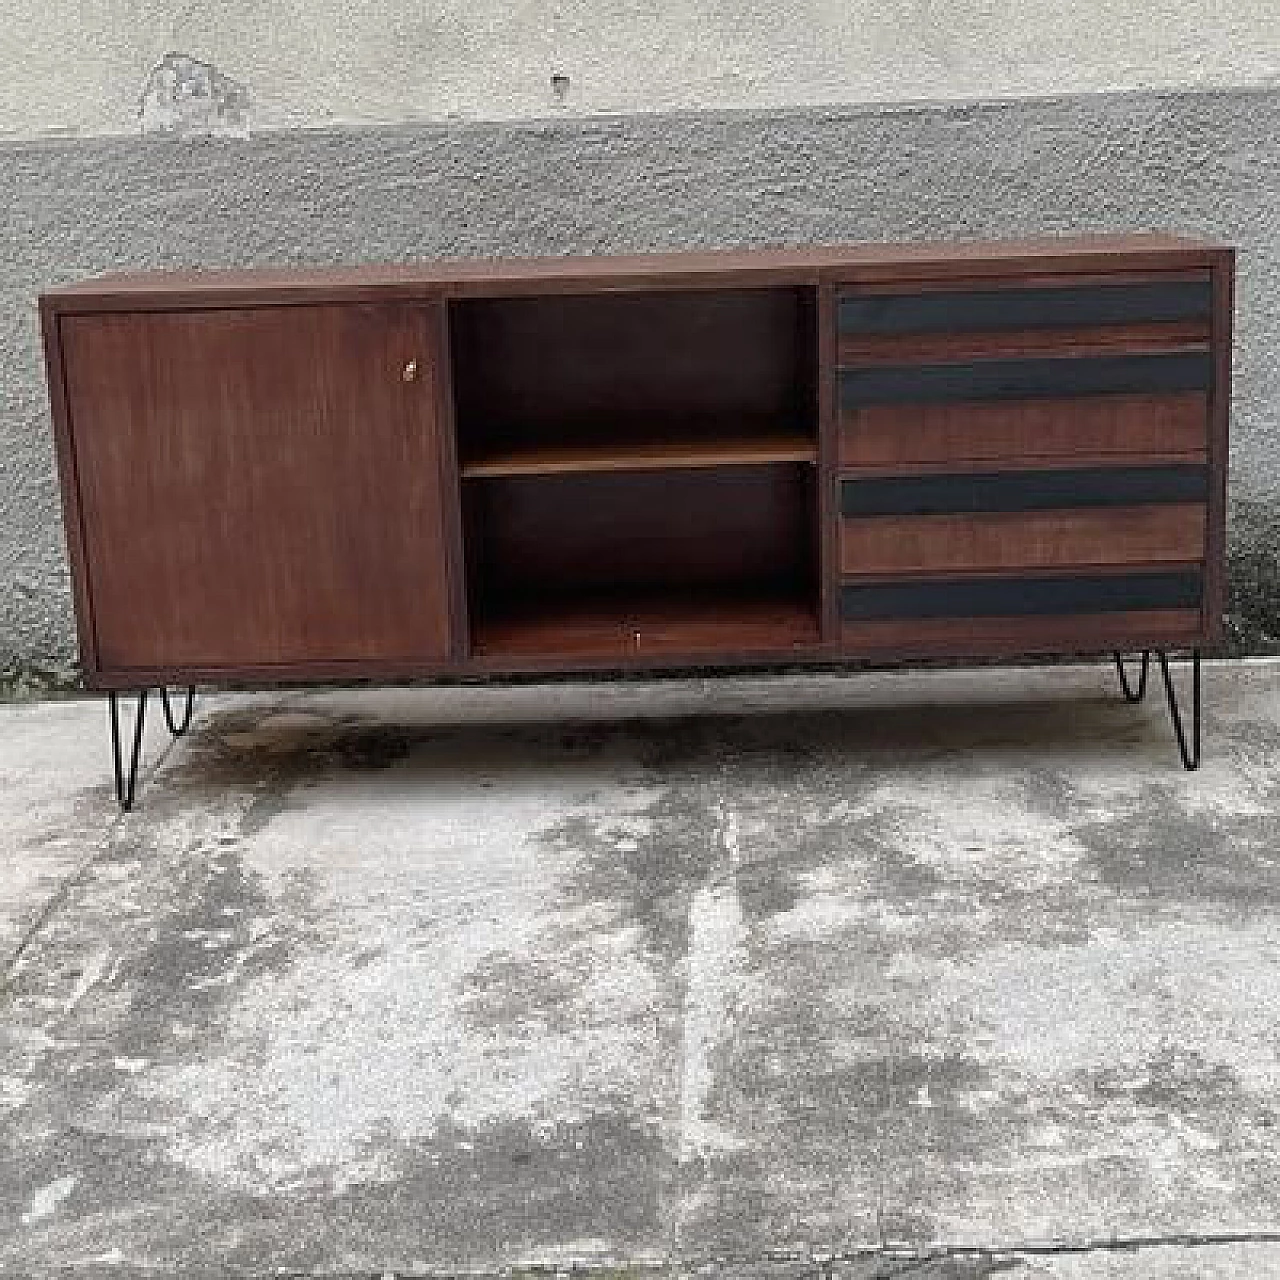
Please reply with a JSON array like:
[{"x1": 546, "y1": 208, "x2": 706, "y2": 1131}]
[
  {"x1": 840, "y1": 352, "x2": 1213, "y2": 409},
  {"x1": 840, "y1": 570, "x2": 1203, "y2": 621},
  {"x1": 841, "y1": 465, "x2": 1208, "y2": 517},
  {"x1": 838, "y1": 280, "x2": 1213, "y2": 335}
]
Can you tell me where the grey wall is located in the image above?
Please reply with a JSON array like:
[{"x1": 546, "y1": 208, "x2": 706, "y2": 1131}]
[
  {"x1": 4, "y1": 87, "x2": 1280, "y2": 684},
  {"x1": 6, "y1": 0, "x2": 1279, "y2": 137}
]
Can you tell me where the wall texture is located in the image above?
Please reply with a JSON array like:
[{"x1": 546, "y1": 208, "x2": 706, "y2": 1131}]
[
  {"x1": 5, "y1": 0, "x2": 1280, "y2": 137},
  {"x1": 3, "y1": 1, "x2": 1280, "y2": 682}
]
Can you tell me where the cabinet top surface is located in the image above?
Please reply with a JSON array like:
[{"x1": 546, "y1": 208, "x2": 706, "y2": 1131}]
[{"x1": 43, "y1": 233, "x2": 1231, "y2": 309}]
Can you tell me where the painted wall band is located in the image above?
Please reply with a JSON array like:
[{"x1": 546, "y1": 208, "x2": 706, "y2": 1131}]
[
  {"x1": 839, "y1": 569, "x2": 1204, "y2": 620},
  {"x1": 837, "y1": 280, "x2": 1214, "y2": 335},
  {"x1": 840, "y1": 465, "x2": 1209, "y2": 516},
  {"x1": 839, "y1": 352, "x2": 1213, "y2": 407}
]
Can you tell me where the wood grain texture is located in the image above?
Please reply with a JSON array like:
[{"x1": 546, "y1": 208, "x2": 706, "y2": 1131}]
[
  {"x1": 43, "y1": 236, "x2": 1225, "y2": 311},
  {"x1": 840, "y1": 393, "x2": 1209, "y2": 469},
  {"x1": 840, "y1": 466, "x2": 1207, "y2": 517},
  {"x1": 464, "y1": 466, "x2": 814, "y2": 601},
  {"x1": 433, "y1": 298, "x2": 471, "y2": 660},
  {"x1": 840, "y1": 267, "x2": 1214, "y2": 296},
  {"x1": 39, "y1": 300, "x2": 101, "y2": 675},
  {"x1": 61, "y1": 304, "x2": 454, "y2": 676},
  {"x1": 449, "y1": 288, "x2": 813, "y2": 466},
  {"x1": 840, "y1": 352, "x2": 1212, "y2": 408},
  {"x1": 839, "y1": 610, "x2": 1205, "y2": 660},
  {"x1": 837, "y1": 322, "x2": 1209, "y2": 365},
  {"x1": 459, "y1": 432, "x2": 816, "y2": 477},
  {"x1": 837, "y1": 280, "x2": 1212, "y2": 336},
  {"x1": 841, "y1": 505, "x2": 1206, "y2": 576},
  {"x1": 1203, "y1": 252, "x2": 1236, "y2": 645},
  {"x1": 40, "y1": 237, "x2": 1231, "y2": 687},
  {"x1": 840, "y1": 568, "x2": 1203, "y2": 621},
  {"x1": 471, "y1": 589, "x2": 820, "y2": 661},
  {"x1": 817, "y1": 282, "x2": 841, "y2": 643}
]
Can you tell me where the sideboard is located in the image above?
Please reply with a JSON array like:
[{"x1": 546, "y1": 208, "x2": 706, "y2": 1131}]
[{"x1": 39, "y1": 234, "x2": 1234, "y2": 806}]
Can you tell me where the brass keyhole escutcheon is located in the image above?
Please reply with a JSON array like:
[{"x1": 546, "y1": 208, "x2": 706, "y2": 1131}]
[{"x1": 401, "y1": 358, "x2": 419, "y2": 383}]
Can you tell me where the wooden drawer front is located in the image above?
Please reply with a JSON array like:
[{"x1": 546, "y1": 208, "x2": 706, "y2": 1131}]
[
  {"x1": 838, "y1": 567, "x2": 1204, "y2": 661},
  {"x1": 838, "y1": 278, "x2": 1213, "y2": 336},
  {"x1": 840, "y1": 351, "x2": 1211, "y2": 409},
  {"x1": 841, "y1": 569, "x2": 1202, "y2": 622},
  {"x1": 840, "y1": 393, "x2": 1208, "y2": 469},
  {"x1": 840, "y1": 465, "x2": 1207, "y2": 517},
  {"x1": 837, "y1": 277, "x2": 1214, "y2": 471},
  {"x1": 840, "y1": 466, "x2": 1207, "y2": 577},
  {"x1": 841, "y1": 505, "x2": 1206, "y2": 576},
  {"x1": 840, "y1": 610, "x2": 1204, "y2": 660}
]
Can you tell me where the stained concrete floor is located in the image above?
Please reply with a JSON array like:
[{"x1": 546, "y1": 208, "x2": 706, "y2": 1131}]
[{"x1": 3, "y1": 661, "x2": 1280, "y2": 1279}]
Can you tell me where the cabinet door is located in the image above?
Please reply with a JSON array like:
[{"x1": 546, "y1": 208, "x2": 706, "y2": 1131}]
[{"x1": 60, "y1": 303, "x2": 454, "y2": 676}]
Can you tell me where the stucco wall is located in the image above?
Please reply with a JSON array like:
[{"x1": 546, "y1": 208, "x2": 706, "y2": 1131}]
[{"x1": 2, "y1": 0, "x2": 1280, "y2": 139}]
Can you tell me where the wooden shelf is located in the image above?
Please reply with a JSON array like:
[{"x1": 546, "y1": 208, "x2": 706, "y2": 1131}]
[
  {"x1": 460, "y1": 432, "x2": 817, "y2": 479},
  {"x1": 471, "y1": 589, "x2": 820, "y2": 661}
]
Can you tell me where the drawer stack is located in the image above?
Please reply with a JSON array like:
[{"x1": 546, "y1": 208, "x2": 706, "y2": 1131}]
[{"x1": 835, "y1": 274, "x2": 1217, "y2": 657}]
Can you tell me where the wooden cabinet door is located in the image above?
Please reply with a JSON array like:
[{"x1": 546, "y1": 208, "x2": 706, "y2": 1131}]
[{"x1": 60, "y1": 303, "x2": 454, "y2": 677}]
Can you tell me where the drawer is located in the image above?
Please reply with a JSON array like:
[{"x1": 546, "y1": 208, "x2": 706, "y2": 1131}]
[
  {"x1": 840, "y1": 505, "x2": 1206, "y2": 576},
  {"x1": 840, "y1": 465, "x2": 1208, "y2": 517},
  {"x1": 840, "y1": 351, "x2": 1212, "y2": 409},
  {"x1": 838, "y1": 277, "x2": 1214, "y2": 336},
  {"x1": 839, "y1": 393, "x2": 1209, "y2": 469},
  {"x1": 838, "y1": 567, "x2": 1205, "y2": 658},
  {"x1": 840, "y1": 569, "x2": 1203, "y2": 621},
  {"x1": 836, "y1": 275, "x2": 1215, "y2": 470},
  {"x1": 840, "y1": 609, "x2": 1205, "y2": 661},
  {"x1": 839, "y1": 463, "x2": 1208, "y2": 581}
]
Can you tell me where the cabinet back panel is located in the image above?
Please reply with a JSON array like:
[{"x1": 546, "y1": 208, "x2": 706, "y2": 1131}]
[
  {"x1": 465, "y1": 466, "x2": 813, "y2": 602},
  {"x1": 60, "y1": 305, "x2": 453, "y2": 673},
  {"x1": 450, "y1": 288, "x2": 814, "y2": 456}
]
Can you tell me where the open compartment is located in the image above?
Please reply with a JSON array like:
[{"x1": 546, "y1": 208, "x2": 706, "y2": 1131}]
[
  {"x1": 464, "y1": 465, "x2": 819, "y2": 660},
  {"x1": 449, "y1": 286, "x2": 817, "y2": 476}
]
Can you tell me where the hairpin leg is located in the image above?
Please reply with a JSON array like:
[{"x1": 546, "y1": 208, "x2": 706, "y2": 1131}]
[
  {"x1": 1114, "y1": 649, "x2": 1201, "y2": 770},
  {"x1": 1113, "y1": 650, "x2": 1150, "y2": 703},
  {"x1": 1156, "y1": 649, "x2": 1201, "y2": 771},
  {"x1": 107, "y1": 686, "x2": 197, "y2": 811},
  {"x1": 160, "y1": 685, "x2": 197, "y2": 736},
  {"x1": 108, "y1": 689, "x2": 149, "y2": 812}
]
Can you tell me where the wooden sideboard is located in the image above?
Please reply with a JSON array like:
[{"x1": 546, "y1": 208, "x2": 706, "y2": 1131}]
[{"x1": 40, "y1": 234, "x2": 1234, "y2": 803}]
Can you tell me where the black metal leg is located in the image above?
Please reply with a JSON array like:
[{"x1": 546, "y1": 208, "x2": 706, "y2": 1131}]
[
  {"x1": 1114, "y1": 650, "x2": 1151, "y2": 703},
  {"x1": 1156, "y1": 649, "x2": 1202, "y2": 771},
  {"x1": 160, "y1": 685, "x2": 196, "y2": 736},
  {"x1": 108, "y1": 690, "x2": 149, "y2": 812}
]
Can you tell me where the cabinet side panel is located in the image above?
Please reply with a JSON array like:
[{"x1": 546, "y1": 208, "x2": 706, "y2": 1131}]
[
  {"x1": 40, "y1": 302, "x2": 100, "y2": 679},
  {"x1": 61, "y1": 304, "x2": 453, "y2": 675},
  {"x1": 1203, "y1": 252, "x2": 1235, "y2": 647}
]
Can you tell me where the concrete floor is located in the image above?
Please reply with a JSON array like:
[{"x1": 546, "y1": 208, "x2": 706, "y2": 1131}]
[{"x1": 2, "y1": 661, "x2": 1280, "y2": 1278}]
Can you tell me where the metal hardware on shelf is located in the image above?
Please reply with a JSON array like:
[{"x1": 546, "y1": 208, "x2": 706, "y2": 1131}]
[
  {"x1": 1112, "y1": 649, "x2": 1200, "y2": 770},
  {"x1": 108, "y1": 685, "x2": 198, "y2": 811}
]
